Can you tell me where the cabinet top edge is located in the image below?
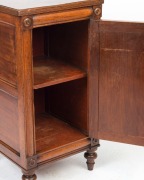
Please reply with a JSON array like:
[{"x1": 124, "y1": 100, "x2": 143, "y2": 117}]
[{"x1": 0, "y1": 0, "x2": 104, "y2": 16}]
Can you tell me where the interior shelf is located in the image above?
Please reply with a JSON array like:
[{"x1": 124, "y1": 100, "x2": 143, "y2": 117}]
[
  {"x1": 35, "y1": 113, "x2": 88, "y2": 154},
  {"x1": 33, "y1": 56, "x2": 86, "y2": 89}
]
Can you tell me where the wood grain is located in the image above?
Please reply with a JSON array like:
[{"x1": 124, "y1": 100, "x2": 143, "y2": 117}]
[
  {"x1": 33, "y1": 8, "x2": 93, "y2": 27},
  {"x1": 98, "y1": 21, "x2": 144, "y2": 145},
  {"x1": 17, "y1": 29, "x2": 36, "y2": 160},
  {"x1": 49, "y1": 20, "x2": 89, "y2": 71},
  {"x1": 0, "y1": 21, "x2": 17, "y2": 86},
  {"x1": 88, "y1": 19, "x2": 100, "y2": 139},
  {"x1": 47, "y1": 78, "x2": 88, "y2": 134},
  {"x1": 36, "y1": 113, "x2": 88, "y2": 153},
  {"x1": 0, "y1": 140, "x2": 20, "y2": 165},
  {"x1": 0, "y1": 90, "x2": 19, "y2": 152},
  {"x1": 33, "y1": 56, "x2": 86, "y2": 89},
  {"x1": 38, "y1": 139, "x2": 90, "y2": 163},
  {"x1": 0, "y1": 0, "x2": 104, "y2": 177}
]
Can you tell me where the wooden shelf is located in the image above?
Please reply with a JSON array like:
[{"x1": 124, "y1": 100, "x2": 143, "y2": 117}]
[
  {"x1": 33, "y1": 56, "x2": 86, "y2": 89},
  {"x1": 35, "y1": 113, "x2": 88, "y2": 154}
]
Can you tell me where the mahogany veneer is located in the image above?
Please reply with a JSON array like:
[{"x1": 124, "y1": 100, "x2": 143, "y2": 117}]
[
  {"x1": 33, "y1": 56, "x2": 86, "y2": 89},
  {"x1": 1, "y1": 0, "x2": 144, "y2": 180},
  {"x1": 35, "y1": 113, "x2": 88, "y2": 153},
  {"x1": 0, "y1": 0, "x2": 103, "y2": 179}
]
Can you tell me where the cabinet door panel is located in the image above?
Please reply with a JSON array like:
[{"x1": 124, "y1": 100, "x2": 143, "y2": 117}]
[{"x1": 98, "y1": 21, "x2": 144, "y2": 146}]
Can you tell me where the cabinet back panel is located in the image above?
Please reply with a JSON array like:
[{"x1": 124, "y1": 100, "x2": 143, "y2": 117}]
[
  {"x1": 49, "y1": 20, "x2": 88, "y2": 70},
  {"x1": 99, "y1": 21, "x2": 144, "y2": 145},
  {"x1": 0, "y1": 21, "x2": 17, "y2": 86},
  {"x1": 33, "y1": 28, "x2": 46, "y2": 57},
  {"x1": 0, "y1": 90, "x2": 19, "y2": 152},
  {"x1": 32, "y1": 21, "x2": 88, "y2": 71},
  {"x1": 34, "y1": 88, "x2": 46, "y2": 114},
  {"x1": 47, "y1": 79, "x2": 88, "y2": 134}
]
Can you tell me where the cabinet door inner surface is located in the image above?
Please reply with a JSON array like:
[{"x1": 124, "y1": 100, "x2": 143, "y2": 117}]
[{"x1": 98, "y1": 21, "x2": 144, "y2": 146}]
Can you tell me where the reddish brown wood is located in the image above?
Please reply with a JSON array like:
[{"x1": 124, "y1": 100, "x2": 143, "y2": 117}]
[
  {"x1": 0, "y1": 7, "x2": 141, "y2": 180},
  {"x1": 88, "y1": 18, "x2": 100, "y2": 139},
  {"x1": 33, "y1": 56, "x2": 86, "y2": 89},
  {"x1": 0, "y1": 79, "x2": 18, "y2": 98},
  {"x1": 98, "y1": 21, "x2": 144, "y2": 145},
  {"x1": 37, "y1": 139, "x2": 90, "y2": 164},
  {"x1": 22, "y1": 169, "x2": 37, "y2": 180},
  {"x1": 0, "y1": 90, "x2": 19, "y2": 152},
  {"x1": 47, "y1": 79, "x2": 88, "y2": 134},
  {"x1": 35, "y1": 113, "x2": 88, "y2": 153},
  {"x1": 34, "y1": 89, "x2": 45, "y2": 114},
  {"x1": 0, "y1": 1, "x2": 104, "y2": 179},
  {"x1": 84, "y1": 146, "x2": 98, "y2": 171},
  {"x1": 33, "y1": 28, "x2": 45, "y2": 57},
  {"x1": 17, "y1": 27, "x2": 36, "y2": 165},
  {"x1": 22, "y1": 175, "x2": 37, "y2": 180},
  {"x1": 49, "y1": 20, "x2": 89, "y2": 71},
  {"x1": 0, "y1": 21, "x2": 17, "y2": 86},
  {"x1": 33, "y1": 8, "x2": 93, "y2": 28}
]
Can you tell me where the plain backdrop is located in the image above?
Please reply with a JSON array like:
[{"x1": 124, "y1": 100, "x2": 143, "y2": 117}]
[
  {"x1": 102, "y1": 0, "x2": 144, "y2": 22},
  {"x1": 0, "y1": 0, "x2": 144, "y2": 180},
  {"x1": 1, "y1": 140, "x2": 144, "y2": 180}
]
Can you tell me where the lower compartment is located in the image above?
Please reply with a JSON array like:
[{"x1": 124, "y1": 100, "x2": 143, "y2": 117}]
[
  {"x1": 34, "y1": 79, "x2": 89, "y2": 157},
  {"x1": 36, "y1": 113, "x2": 88, "y2": 154}
]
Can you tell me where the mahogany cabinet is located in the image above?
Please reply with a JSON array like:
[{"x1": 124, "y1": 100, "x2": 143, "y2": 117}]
[
  {"x1": 1, "y1": 0, "x2": 144, "y2": 179},
  {"x1": 0, "y1": 0, "x2": 103, "y2": 179}
]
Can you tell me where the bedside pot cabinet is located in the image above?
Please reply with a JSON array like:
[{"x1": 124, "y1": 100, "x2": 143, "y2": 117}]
[
  {"x1": 0, "y1": 0, "x2": 104, "y2": 179},
  {"x1": 1, "y1": 0, "x2": 144, "y2": 179}
]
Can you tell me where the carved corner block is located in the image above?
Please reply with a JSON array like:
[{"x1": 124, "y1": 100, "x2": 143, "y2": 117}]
[
  {"x1": 26, "y1": 155, "x2": 38, "y2": 170},
  {"x1": 92, "y1": 6, "x2": 102, "y2": 20},
  {"x1": 22, "y1": 17, "x2": 33, "y2": 30}
]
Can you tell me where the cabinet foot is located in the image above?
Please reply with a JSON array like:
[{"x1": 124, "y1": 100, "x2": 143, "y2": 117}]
[
  {"x1": 22, "y1": 174, "x2": 37, "y2": 180},
  {"x1": 84, "y1": 141, "x2": 100, "y2": 171},
  {"x1": 22, "y1": 170, "x2": 37, "y2": 180}
]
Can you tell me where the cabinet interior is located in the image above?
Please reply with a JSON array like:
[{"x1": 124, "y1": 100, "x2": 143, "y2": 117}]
[{"x1": 32, "y1": 20, "x2": 89, "y2": 154}]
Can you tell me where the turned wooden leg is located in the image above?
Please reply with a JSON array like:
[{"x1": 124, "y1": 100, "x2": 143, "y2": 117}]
[
  {"x1": 22, "y1": 169, "x2": 37, "y2": 180},
  {"x1": 84, "y1": 140, "x2": 100, "y2": 171}
]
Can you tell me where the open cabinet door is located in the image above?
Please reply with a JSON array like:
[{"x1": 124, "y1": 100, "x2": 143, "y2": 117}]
[{"x1": 98, "y1": 21, "x2": 144, "y2": 146}]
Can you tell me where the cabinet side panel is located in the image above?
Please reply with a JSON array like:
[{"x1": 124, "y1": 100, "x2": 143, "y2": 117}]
[
  {"x1": 99, "y1": 21, "x2": 144, "y2": 146},
  {"x1": 0, "y1": 90, "x2": 19, "y2": 152},
  {"x1": 0, "y1": 21, "x2": 17, "y2": 86}
]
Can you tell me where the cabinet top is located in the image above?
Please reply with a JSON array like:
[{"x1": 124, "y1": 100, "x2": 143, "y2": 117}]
[{"x1": 0, "y1": 0, "x2": 103, "y2": 16}]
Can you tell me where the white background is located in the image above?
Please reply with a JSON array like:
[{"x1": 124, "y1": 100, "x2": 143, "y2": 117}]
[
  {"x1": 1, "y1": 140, "x2": 144, "y2": 180},
  {"x1": 0, "y1": 0, "x2": 144, "y2": 180},
  {"x1": 102, "y1": 0, "x2": 144, "y2": 22}
]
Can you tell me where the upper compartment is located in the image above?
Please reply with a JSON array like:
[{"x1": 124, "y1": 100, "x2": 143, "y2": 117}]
[{"x1": 32, "y1": 20, "x2": 89, "y2": 89}]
